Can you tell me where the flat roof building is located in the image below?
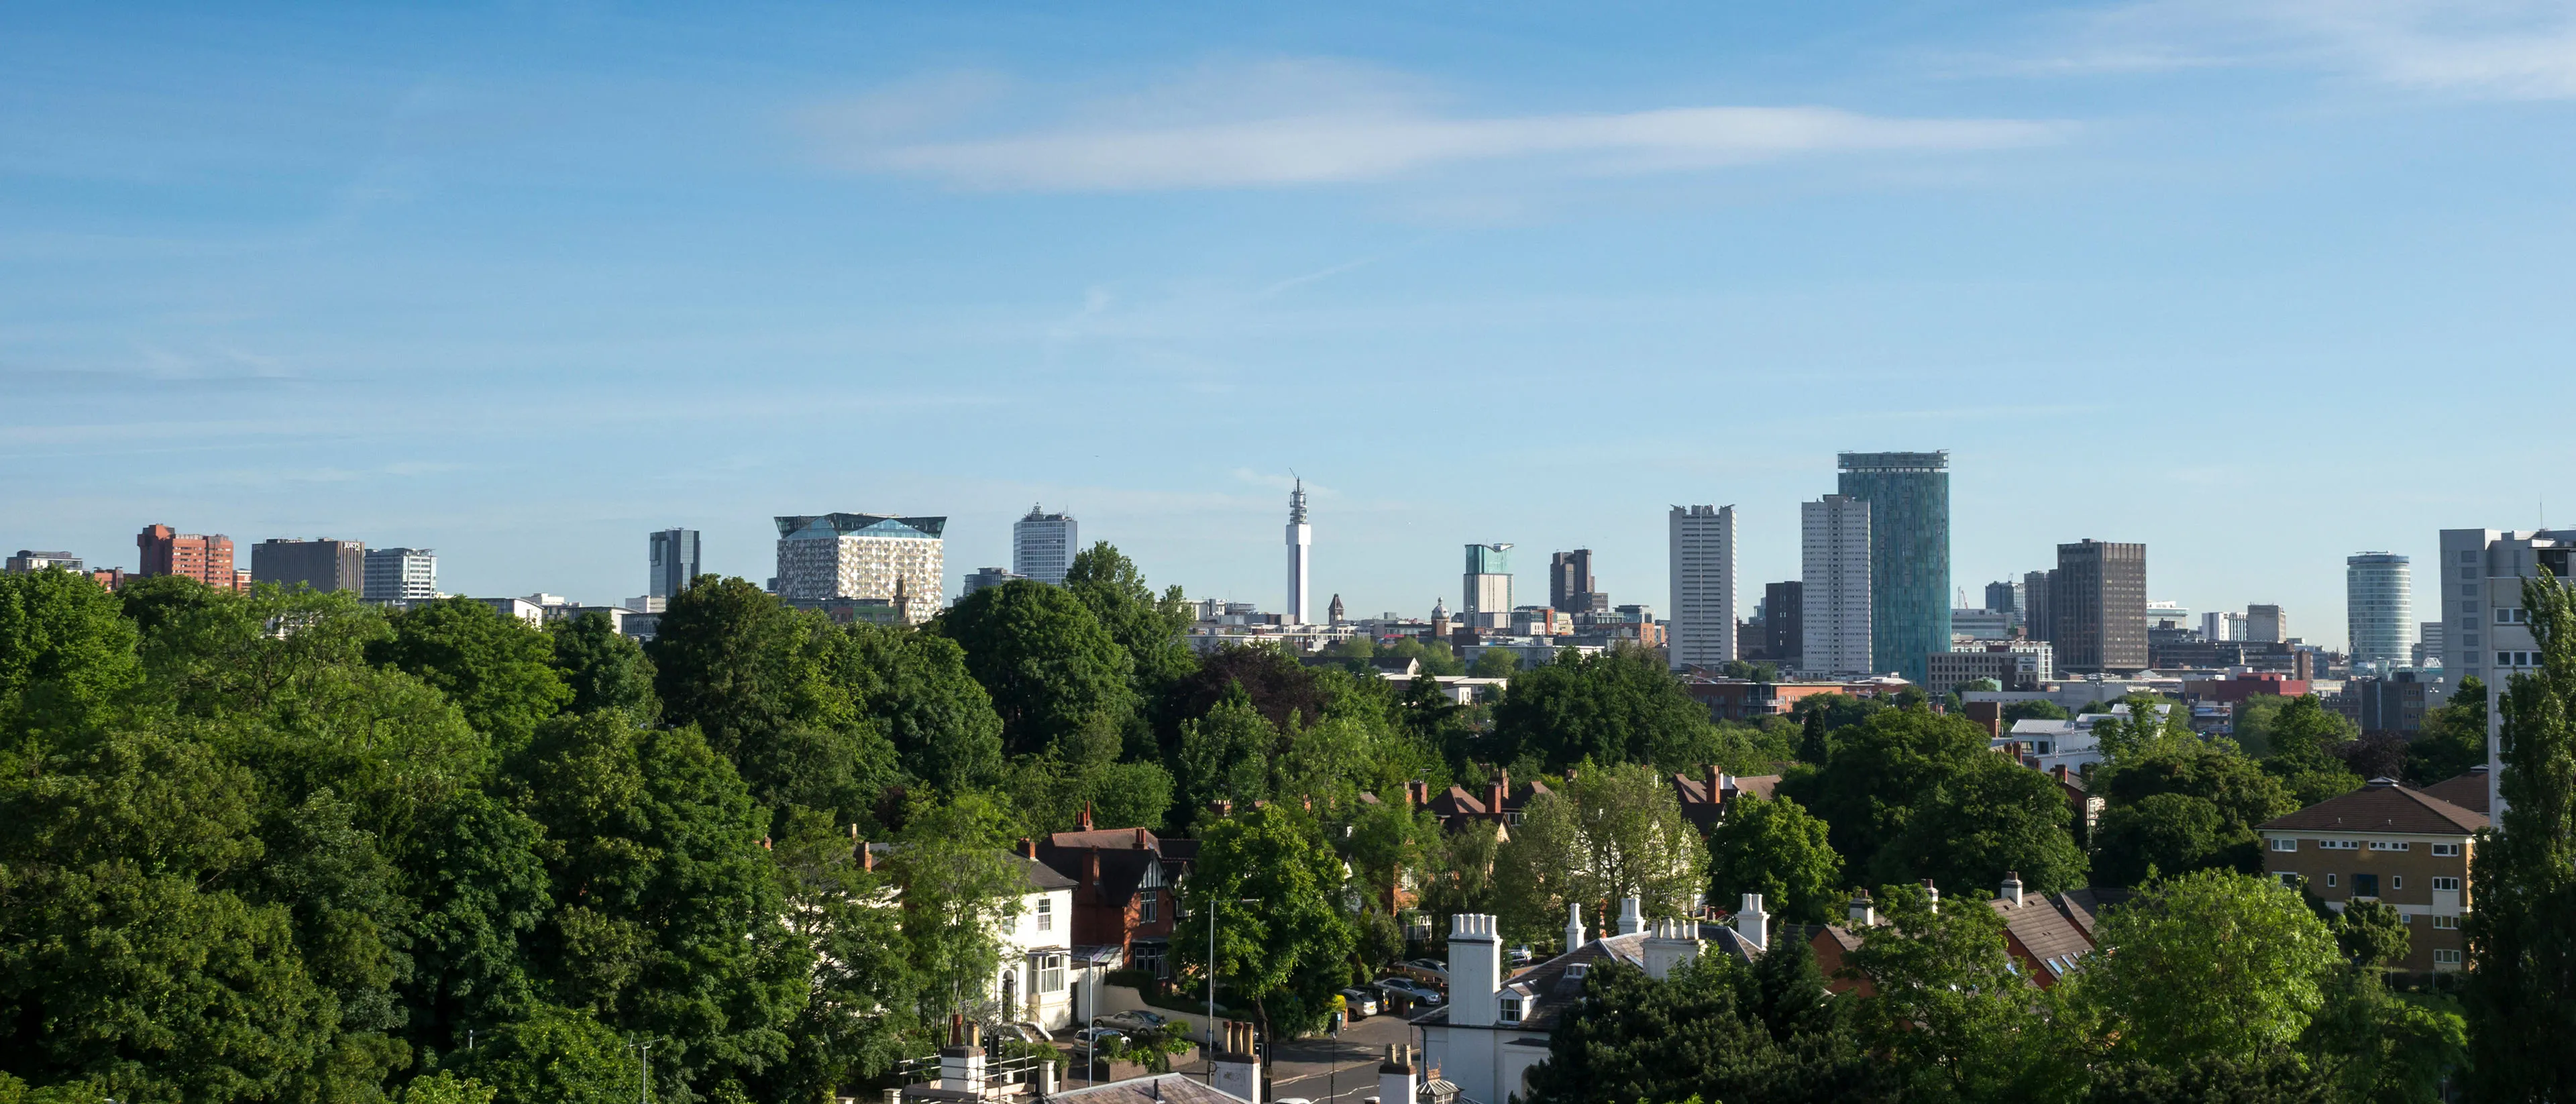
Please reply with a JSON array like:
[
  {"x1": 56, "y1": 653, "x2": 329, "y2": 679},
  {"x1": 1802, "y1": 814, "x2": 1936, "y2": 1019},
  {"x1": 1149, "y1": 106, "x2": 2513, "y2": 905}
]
[{"x1": 1837, "y1": 451, "x2": 1950, "y2": 683}]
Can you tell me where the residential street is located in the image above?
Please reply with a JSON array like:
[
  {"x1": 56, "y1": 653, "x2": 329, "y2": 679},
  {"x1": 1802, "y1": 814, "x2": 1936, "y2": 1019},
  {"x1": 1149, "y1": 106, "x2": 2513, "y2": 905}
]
[{"x1": 1260, "y1": 1010, "x2": 1420, "y2": 1104}]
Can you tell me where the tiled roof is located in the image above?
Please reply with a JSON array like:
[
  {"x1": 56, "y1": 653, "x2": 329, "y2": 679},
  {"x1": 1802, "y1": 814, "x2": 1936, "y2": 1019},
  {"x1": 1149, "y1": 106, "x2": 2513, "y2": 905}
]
[
  {"x1": 2259, "y1": 778, "x2": 2488, "y2": 836},
  {"x1": 1034, "y1": 843, "x2": 1168, "y2": 905},
  {"x1": 1051, "y1": 827, "x2": 1163, "y2": 850},
  {"x1": 2051, "y1": 887, "x2": 2132, "y2": 939},
  {"x1": 1991, "y1": 894, "x2": 2091, "y2": 976},
  {"x1": 2420, "y1": 767, "x2": 2490, "y2": 816},
  {"x1": 1011, "y1": 854, "x2": 1078, "y2": 891}
]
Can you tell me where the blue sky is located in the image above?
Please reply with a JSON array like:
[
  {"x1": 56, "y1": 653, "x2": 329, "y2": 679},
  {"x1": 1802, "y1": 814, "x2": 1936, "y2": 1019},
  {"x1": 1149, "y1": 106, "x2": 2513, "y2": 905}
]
[{"x1": 6, "y1": 1, "x2": 2574, "y2": 648}]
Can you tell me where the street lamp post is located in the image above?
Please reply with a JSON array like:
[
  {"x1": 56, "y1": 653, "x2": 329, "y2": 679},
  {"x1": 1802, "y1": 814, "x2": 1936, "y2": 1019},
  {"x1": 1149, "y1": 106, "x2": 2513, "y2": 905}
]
[{"x1": 1201, "y1": 895, "x2": 1262, "y2": 1085}]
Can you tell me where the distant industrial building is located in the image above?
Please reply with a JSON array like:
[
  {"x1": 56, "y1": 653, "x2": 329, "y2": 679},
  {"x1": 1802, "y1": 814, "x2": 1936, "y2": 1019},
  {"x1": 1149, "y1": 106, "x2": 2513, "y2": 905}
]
[
  {"x1": 1838, "y1": 451, "x2": 1951, "y2": 683},
  {"x1": 773, "y1": 513, "x2": 947, "y2": 625},
  {"x1": 1014, "y1": 506, "x2": 1078, "y2": 586},
  {"x1": 365, "y1": 548, "x2": 439, "y2": 603},
  {"x1": 649, "y1": 528, "x2": 702, "y2": 600},
  {"x1": 1668, "y1": 505, "x2": 1738, "y2": 671},
  {"x1": 1801, "y1": 494, "x2": 1872, "y2": 676},
  {"x1": 252, "y1": 539, "x2": 366, "y2": 594},
  {"x1": 2051, "y1": 540, "x2": 2147, "y2": 674}
]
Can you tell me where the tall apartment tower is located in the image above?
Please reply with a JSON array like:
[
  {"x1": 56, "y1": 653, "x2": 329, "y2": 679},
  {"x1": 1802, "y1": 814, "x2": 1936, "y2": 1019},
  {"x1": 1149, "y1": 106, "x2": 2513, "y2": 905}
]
[
  {"x1": 1764, "y1": 580, "x2": 1805, "y2": 671},
  {"x1": 1550, "y1": 549, "x2": 1598, "y2": 614},
  {"x1": 2051, "y1": 540, "x2": 2149, "y2": 674},
  {"x1": 2434, "y1": 527, "x2": 2576, "y2": 822},
  {"x1": 252, "y1": 539, "x2": 366, "y2": 594},
  {"x1": 2346, "y1": 553, "x2": 2413, "y2": 667},
  {"x1": 1837, "y1": 451, "x2": 1951, "y2": 684},
  {"x1": 1667, "y1": 505, "x2": 1738, "y2": 671},
  {"x1": 1983, "y1": 579, "x2": 2018, "y2": 614},
  {"x1": 2023, "y1": 569, "x2": 2055, "y2": 643},
  {"x1": 1462, "y1": 544, "x2": 1513, "y2": 627},
  {"x1": 137, "y1": 524, "x2": 245, "y2": 592},
  {"x1": 364, "y1": 548, "x2": 438, "y2": 602},
  {"x1": 2246, "y1": 604, "x2": 2289, "y2": 643},
  {"x1": 1014, "y1": 507, "x2": 1078, "y2": 586},
  {"x1": 773, "y1": 514, "x2": 947, "y2": 624},
  {"x1": 1285, "y1": 481, "x2": 1311, "y2": 625},
  {"x1": 649, "y1": 529, "x2": 702, "y2": 599},
  {"x1": 1801, "y1": 496, "x2": 1872, "y2": 676}
]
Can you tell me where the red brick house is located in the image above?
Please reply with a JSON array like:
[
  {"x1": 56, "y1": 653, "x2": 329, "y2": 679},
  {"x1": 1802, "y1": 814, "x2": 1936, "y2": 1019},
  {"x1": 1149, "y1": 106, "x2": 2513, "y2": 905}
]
[{"x1": 1032, "y1": 813, "x2": 1192, "y2": 977}]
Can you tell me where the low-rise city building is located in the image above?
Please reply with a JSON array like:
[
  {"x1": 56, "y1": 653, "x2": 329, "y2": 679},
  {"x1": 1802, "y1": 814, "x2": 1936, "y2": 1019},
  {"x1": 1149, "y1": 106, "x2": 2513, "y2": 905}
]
[{"x1": 2259, "y1": 777, "x2": 2483, "y2": 973}]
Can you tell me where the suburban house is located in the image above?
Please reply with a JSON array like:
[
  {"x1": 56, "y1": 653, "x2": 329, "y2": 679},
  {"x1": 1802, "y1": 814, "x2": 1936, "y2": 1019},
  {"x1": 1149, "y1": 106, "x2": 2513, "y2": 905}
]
[
  {"x1": 995, "y1": 852, "x2": 1082, "y2": 1032},
  {"x1": 1668, "y1": 767, "x2": 1782, "y2": 833},
  {"x1": 1416, "y1": 899, "x2": 1770, "y2": 1104},
  {"x1": 2259, "y1": 776, "x2": 2484, "y2": 972},
  {"x1": 1809, "y1": 877, "x2": 2110, "y2": 995},
  {"x1": 1401, "y1": 772, "x2": 1556, "y2": 831},
  {"x1": 1032, "y1": 816, "x2": 1191, "y2": 978}
]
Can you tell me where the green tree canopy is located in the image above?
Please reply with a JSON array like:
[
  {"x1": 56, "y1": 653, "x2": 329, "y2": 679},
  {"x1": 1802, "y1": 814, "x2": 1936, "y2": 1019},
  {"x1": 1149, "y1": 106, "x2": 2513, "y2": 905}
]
[
  {"x1": 2057, "y1": 869, "x2": 2339, "y2": 1068},
  {"x1": 934, "y1": 579, "x2": 1136, "y2": 759},
  {"x1": 1061, "y1": 542, "x2": 1197, "y2": 695},
  {"x1": 2002, "y1": 699, "x2": 2072, "y2": 724},
  {"x1": 1470, "y1": 648, "x2": 1522, "y2": 677},
  {"x1": 1495, "y1": 762, "x2": 1708, "y2": 945},
  {"x1": 2405, "y1": 675, "x2": 2487, "y2": 785},
  {"x1": 2091, "y1": 792, "x2": 2231, "y2": 887},
  {"x1": 2465, "y1": 570, "x2": 2576, "y2": 1102},
  {"x1": 840, "y1": 623, "x2": 1006, "y2": 793},
  {"x1": 1489, "y1": 645, "x2": 1717, "y2": 773},
  {"x1": 1175, "y1": 687, "x2": 1279, "y2": 820},
  {"x1": 1775, "y1": 704, "x2": 1993, "y2": 867},
  {"x1": 1705, "y1": 792, "x2": 1844, "y2": 924},
  {"x1": 0, "y1": 569, "x2": 140, "y2": 751},
  {"x1": 1175, "y1": 805, "x2": 1356, "y2": 1041},
  {"x1": 547, "y1": 611, "x2": 658, "y2": 723},
  {"x1": 1844, "y1": 881, "x2": 2037, "y2": 1101},
  {"x1": 369, "y1": 598, "x2": 572, "y2": 752},
  {"x1": 1520, "y1": 952, "x2": 1884, "y2": 1104},
  {"x1": 1866, "y1": 753, "x2": 2090, "y2": 895}
]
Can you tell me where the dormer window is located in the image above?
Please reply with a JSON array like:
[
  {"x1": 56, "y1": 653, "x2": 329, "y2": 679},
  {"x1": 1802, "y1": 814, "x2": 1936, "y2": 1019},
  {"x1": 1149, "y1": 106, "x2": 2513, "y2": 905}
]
[
  {"x1": 1564, "y1": 963, "x2": 1588, "y2": 979},
  {"x1": 1499, "y1": 996, "x2": 1523, "y2": 1022}
]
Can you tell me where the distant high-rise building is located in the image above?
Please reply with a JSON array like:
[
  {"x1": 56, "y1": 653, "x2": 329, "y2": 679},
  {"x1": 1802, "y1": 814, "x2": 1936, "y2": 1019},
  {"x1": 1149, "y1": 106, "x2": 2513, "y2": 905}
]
[
  {"x1": 2434, "y1": 527, "x2": 2576, "y2": 821},
  {"x1": 649, "y1": 528, "x2": 702, "y2": 599},
  {"x1": 962, "y1": 567, "x2": 1026, "y2": 596},
  {"x1": 1286, "y1": 482, "x2": 1311, "y2": 625},
  {"x1": 1984, "y1": 579, "x2": 2018, "y2": 614},
  {"x1": 1667, "y1": 506, "x2": 1738, "y2": 671},
  {"x1": 252, "y1": 539, "x2": 366, "y2": 594},
  {"x1": 2051, "y1": 540, "x2": 2149, "y2": 673},
  {"x1": 1550, "y1": 549, "x2": 1598, "y2": 614},
  {"x1": 773, "y1": 514, "x2": 947, "y2": 624},
  {"x1": 1765, "y1": 581, "x2": 1804, "y2": 670},
  {"x1": 2346, "y1": 553, "x2": 2412, "y2": 667},
  {"x1": 1014, "y1": 507, "x2": 1078, "y2": 586},
  {"x1": 2246, "y1": 604, "x2": 2288, "y2": 644},
  {"x1": 2414, "y1": 620, "x2": 2445, "y2": 669},
  {"x1": 364, "y1": 548, "x2": 438, "y2": 602},
  {"x1": 1463, "y1": 543, "x2": 1513, "y2": 626},
  {"x1": 137, "y1": 525, "x2": 244, "y2": 592},
  {"x1": 2024, "y1": 569, "x2": 2055, "y2": 644},
  {"x1": 1802, "y1": 495, "x2": 1872, "y2": 676},
  {"x1": 1838, "y1": 451, "x2": 1951, "y2": 684},
  {"x1": 5, "y1": 551, "x2": 83, "y2": 573}
]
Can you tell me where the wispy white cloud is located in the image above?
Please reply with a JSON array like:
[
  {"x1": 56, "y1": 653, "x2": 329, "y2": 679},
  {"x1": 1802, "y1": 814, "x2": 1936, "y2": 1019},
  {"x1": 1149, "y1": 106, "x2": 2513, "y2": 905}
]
[
  {"x1": 806, "y1": 59, "x2": 2065, "y2": 192},
  {"x1": 2027, "y1": 0, "x2": 2576, "y2": 98}
]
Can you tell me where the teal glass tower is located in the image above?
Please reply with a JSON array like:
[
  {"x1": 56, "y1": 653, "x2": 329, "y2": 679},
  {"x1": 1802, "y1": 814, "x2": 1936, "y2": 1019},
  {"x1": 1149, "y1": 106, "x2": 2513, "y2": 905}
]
[{"x1": 1837, "y1": 451, "x2": 1950, "y2": 683}]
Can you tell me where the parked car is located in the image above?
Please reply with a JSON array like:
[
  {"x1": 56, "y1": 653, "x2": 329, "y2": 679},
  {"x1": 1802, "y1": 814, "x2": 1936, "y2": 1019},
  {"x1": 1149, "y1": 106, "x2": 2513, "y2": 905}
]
[
  {"x1": 1337, "y1": 987, "x2": 1382, "y2": 1017},
  {"x1": 1505, "y1": 946, "x2": 1536, "y2": 967},
  {"x1": 1074, "y1": 1027, "x2": 1125, "y2": 1046},
  {"x1": 1376, "y1": 978, "x2": 1444, "y2": 1005},
  {"x1": 1103, "y1": 1010, "x2": 1169, "y2": 1034},
  {"x1": 1395, "y1": 958, "x2": 1449, "y2": 985}
]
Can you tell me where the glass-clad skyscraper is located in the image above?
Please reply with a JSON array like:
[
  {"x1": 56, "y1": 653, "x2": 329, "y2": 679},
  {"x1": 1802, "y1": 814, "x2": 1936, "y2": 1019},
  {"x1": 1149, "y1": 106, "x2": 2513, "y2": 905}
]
[
  {"x1": 650, "y1": 529, "x2": 702, "y2": 599},
  {"x1": 2346, "y1": 552, "x2": 2413, "y2": 668},
  {"x1": 1837, "y1": 451, "x2": 1951, "y2": 683}
]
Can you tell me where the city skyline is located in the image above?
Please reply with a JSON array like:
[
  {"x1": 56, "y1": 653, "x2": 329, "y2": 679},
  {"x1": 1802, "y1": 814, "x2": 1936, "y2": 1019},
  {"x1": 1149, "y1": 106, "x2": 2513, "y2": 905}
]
[{"x1": 8, "y1": 4, "x2": 2571, "y2": 649}]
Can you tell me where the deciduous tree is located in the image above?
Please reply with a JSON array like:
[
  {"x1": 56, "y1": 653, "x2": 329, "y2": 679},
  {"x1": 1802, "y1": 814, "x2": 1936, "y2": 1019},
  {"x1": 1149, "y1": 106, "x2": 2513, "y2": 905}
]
[
  {"x1": 1705, "y1": 792, "x2": 1843, "y2": 924},
  {"x1": 2465, "y1": 569, "x2": 2576, "y2": 1102}
]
